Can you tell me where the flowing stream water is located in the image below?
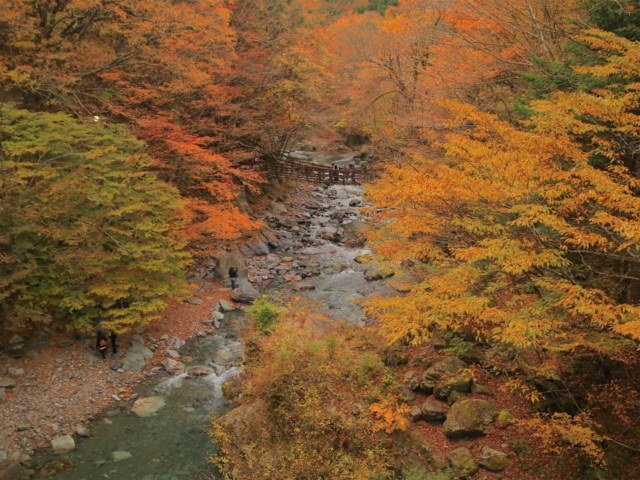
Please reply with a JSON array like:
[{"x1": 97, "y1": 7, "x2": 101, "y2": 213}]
[{"x1": 5, "y1": 153, "x2": 398, "y2": 480}]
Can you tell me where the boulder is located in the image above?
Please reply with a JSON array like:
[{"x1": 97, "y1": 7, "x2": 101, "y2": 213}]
[
  {"x1": 363, "y1": 264, "x2": 396, "y2": 281},
  {"x1": 76, "y1": 425, "x2": 91, "y2": 437},
  {"x1": 410, "y1": 405, "x2": 422, "y2": 422},
  {"x1": 421, "y1": 399, "x2": 447, "y2": 422},
  {"x1": 122, "y1": 353, "x2": 146, "y2": 372},
  {"x1": 162, "y1": 358, "x2": 185, "y2": 375},
  {"x1": 218, "y1": 299, "x2": 236, "y2": 312},
  {"x1": 212, "y1": 311, "x2": 225, "y2": 321},
  {"x1": 231, "y1": 280, "x2": 261, "y2": 304},
  {"x1": 479, "y1": 446, "x2": 509, "y2": 472},
  {"x1": 165, "y1": 349, "x2": 180, "y2": 359},
  {"x1": 212, "y1": 252, "x2": 247, "y2": 286},
  {"x1": 447, "y1": 447, "x2": 479, "y2": 478},
  {"x1": 7, "y1": 367, "x2": 24, "y2": 376},
  {"x1": 433, "y1": 371, "x2": 473, "y2": 400},
  {"x1": 52, "y1": 435, "x2": 75, "y2": 454},
  {"x1": 443, "y1": 399, "x2": 497, "y2": 438},
  {"x1": 420, "y1": 356, "x2": 467, "y2": 392},
  {"x1": 56, "y1": 339, "x2": 75, "y2": 348},
  {"x1": 0, "y1": 378, "x2": 16, "y2": 388},
  {"x1": 246, "y1": 238, "x2": 270, "y2": 256},
  {"x1": 131, "y1": 396, "x2": 166, "y2": 417},
  {"x1": 127, "y1": 342, "x2": 153, "y2": 360},
  {"x1": 130, "y1": 334, "x2": 145, "y2": 345}
]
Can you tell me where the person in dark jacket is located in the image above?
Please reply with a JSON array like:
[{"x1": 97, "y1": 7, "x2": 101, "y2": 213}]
[
  {"x1": 229, "y1": 266, "x2": 239, "y2": 290},
  {"x1": 109, "y1": 331, "x2": 118, "y2": 354}
]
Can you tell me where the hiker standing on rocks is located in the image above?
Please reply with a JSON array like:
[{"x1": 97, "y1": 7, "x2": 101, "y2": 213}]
[
  {"x1": 96, "y1": 331, "x2": 108, "y2": 360},
  {"x1": 229, "y1": 266, "x2": 239, "y2": 290},
  {"x1": 109, "y1": 331, "x2": 118, "y2": 354}
]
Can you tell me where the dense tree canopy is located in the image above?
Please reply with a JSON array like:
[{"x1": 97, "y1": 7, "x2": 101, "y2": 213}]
[{"x1": 0, "y1": 105, "x2": 191, "y2": 332}]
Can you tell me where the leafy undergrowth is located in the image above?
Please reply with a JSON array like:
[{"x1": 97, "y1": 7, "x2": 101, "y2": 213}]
[{"x1": 211, "y1": 299, "x2": 410, "y2": 479}]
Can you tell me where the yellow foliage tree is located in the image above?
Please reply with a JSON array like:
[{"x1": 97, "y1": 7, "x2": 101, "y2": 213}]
[{"x1": 364, "y1": 30, "x2": 640, "y2": 351}]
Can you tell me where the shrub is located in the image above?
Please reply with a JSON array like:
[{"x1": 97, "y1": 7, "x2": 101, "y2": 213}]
[{"x1": 245, "y1": 296, "x2": 281, "y2": 334}]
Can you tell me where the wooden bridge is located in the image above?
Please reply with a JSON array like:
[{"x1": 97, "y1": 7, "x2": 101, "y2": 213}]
[{"x1": 262, "y1": 156, "x2": 379, "y2": 185}]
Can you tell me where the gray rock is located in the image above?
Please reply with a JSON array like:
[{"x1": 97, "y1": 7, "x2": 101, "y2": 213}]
[
  {"x1": 129, "y1": 334, "x2": 145, "y2": 345},
  {"x1": 159, "y1": 334, "x2": 169, "y2": 342},
  {"x1": 56, "y1": 339, "x2": 75, "y2": 348},
  {"x1": 479, "y1": 446, "x2": 509, "y2": 472},
  {"x1": 421, "y1": 399, "x2": 448, "y2": 422},
  {"x1": 51, "y1": 435, "x2": 75, "y2": 454},
  {"x1": 190, "y1": 298, "x2": 204, "y2": 305},
  {"x1": 165, "y1": 349, "x2": 180, "y2": 359},
  {"x1": 110, "y1": 360, "x2": 124, "y2": 371},
  {"x1": 76, "y1": 425, "x2": 91, "y2": 437},
  {"x1": 218, "y1": 299, "x2": 235, "y2": 312},
  {"x1": 231, "y1": 280, "x2": 261, "y2": 304},
  {"x1": 0, "y1": 388, "x2": 5, "y2": 402},
  {"x1": 363, "y1": 264, "x2": 396, "y2": 281},
  {"x1": 83, "y1": 353, "x2": 99, "y2": 363},
  {"x1": 122, "y1": 353, "x2": 146, "y2": 372},
  {"x1": 0, "y1": 451, "x2": 6, "y2": 462},
  {"x1": 0, "y1": 378, "x2": 16, "y2": 388},
  {"x1": 410, "y1": 405, "x2": 422, "y2": 422},
  {"x1": 111, "y1": 450, "x2": 133, "y2": 462},
  {"x1": 25, "y1": 351, "x2": 40, "y2": 359},
  {"x1": 9, "y1": 334, "x2": 24, "y2": 345},
  {"x1": 443, "y1": 399, "x2": 497, "y2": 438},
  {"x1": 127, "y1": 342, "x2": 153, "y2": 360},
  {"x1": 420, "y1": 356, "x2": 468, "y2": 392},
  {"x1": 8, "y1": 367, "x2": 24, "y2": 376},
  {"x1": 447, "y1": 447, "x2": 479, "y2": 478},
  {"x1": 212, "y1": 311, "x2": 225, "y2": 321},
  {"x1": 162, "y1": 358, "x2": 185, "y2": 375},
  {"x1": 247, "y1": 238, "x2": 270, "y2": 256}
]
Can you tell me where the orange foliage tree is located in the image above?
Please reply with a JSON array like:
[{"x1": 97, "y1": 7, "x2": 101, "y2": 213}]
[{"x1": 364, "y1": 30, "x2": 640, "y2": 351}]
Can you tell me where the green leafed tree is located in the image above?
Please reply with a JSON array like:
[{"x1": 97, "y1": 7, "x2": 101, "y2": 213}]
[{"x1": 0, "y1": 104, "x2": 191, "y2": 333}]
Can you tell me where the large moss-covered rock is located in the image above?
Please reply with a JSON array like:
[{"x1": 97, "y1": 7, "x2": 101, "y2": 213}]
[
  {"x1": 479, "y1": 446, "x2": 509, "y2": 472},
  {"x1": 443, "y1": 399, "x2": 496, "y2": 438},
  {"x1": 447, "y1": 447, "x2": 479, "y2": 478},
  {"x1": 420, "y1": 356, "x2": 467, "y2": 393}
]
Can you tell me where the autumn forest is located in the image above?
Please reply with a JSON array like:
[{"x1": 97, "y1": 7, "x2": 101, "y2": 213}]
[{"x1": 2, "y1": 0, "x2": 640, "y2": 478}]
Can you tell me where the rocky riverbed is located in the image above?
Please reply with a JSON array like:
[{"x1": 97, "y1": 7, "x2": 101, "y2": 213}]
[{"x1": 1, "y1": 155, "x2": 405, "y2": 480}]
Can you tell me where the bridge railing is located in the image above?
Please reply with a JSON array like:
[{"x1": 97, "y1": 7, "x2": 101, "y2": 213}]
[{"x1": 264, "y1": 157, "x2": 379, "y2": 185}]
